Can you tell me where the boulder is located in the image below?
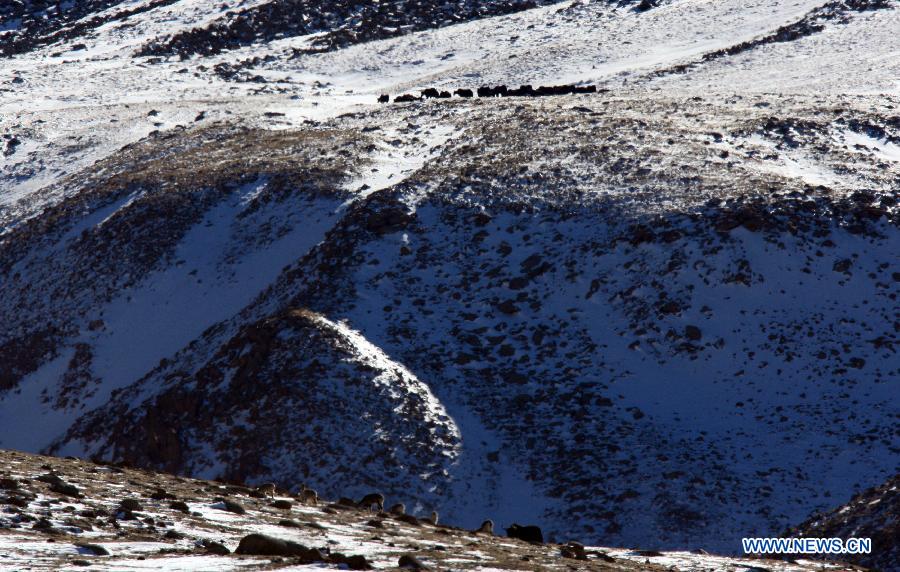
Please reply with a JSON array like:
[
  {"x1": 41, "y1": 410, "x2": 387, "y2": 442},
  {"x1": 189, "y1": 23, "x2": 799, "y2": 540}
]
[
  {"x1": 235, "y1": 533, "x2": 314, "y2": 557},
  {"x1": 333, "y1": 553, "x2": 373, "y2": 570},
  {"x1": 200, "y1": 539, "x2": 230, "y2": 555},
  {"x1": 120, "y1": 498, "x2": 143, "y2": 512},
  {"x1": 399, "y1": 554, "x2": 430, "y2": 570},
  {"x1": 216, "y1": 499, "x2": 245, "y2": 514},
  {"x1": 75, "y1": 543, "x2": 110, "y2": 556}
]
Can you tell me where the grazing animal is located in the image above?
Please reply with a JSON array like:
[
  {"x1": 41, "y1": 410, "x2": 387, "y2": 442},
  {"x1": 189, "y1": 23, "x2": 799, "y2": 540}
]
[
  {"x1": 394, "y1": 94, "x2": 419, "y2": 103},
  {"x1": 424, "y1": 511, "x2": 438, "y2": 525},
  {"x1": 475, "y1": 519, "x2": 494, "y2": 535},
  {"x1": 299, "y1": 488, "x2": 317, "y2": 505},
  {"x1": 421, "y1": 88, "x2": 440, "y2": 99},
  {"x1": 477, "y1": 86, "x2": 494, "y2": 98},
  {"x1": 389, "y1": 503, "x2": 406, "y2": 515},
  {"x1": 358, "y1": 492, "x2": 384, "y2": 512},
  {"x1": 256, "y1": 483, "x2": 276, "y2": 498},
  {"x1": 508, "y1": 84, "x2": 534, "y2": 97},
  {"x1": 505, "y1": 523, "x2": 543, "y2": 543},
  {"x1": 635, "y1": 0, "x2": 659, "y2": 12},
  {"x1": 438, "y1": 90, "x2": 451, "y2": 99},
  {"x1": 454, "y1": 88, "x2": 473, "y2": 98},
  {"x1": 378, "y1": 94, "x2": 389, "y2": 103}
]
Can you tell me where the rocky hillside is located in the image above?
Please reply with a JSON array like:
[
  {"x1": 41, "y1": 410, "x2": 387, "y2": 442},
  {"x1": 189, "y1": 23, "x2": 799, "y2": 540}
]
[
  {"x1": 2, "y1": 90, "x2": 896, "y2": 554},
  {"x1": 0, "y1": 448, "x2": 864, "y2": 571},
  {"x1": 1, "y1": 0, "x2": 898, "y2": 563},
  {"x1": 786, "y1": 473, "x2": 900, "y2": 572}
]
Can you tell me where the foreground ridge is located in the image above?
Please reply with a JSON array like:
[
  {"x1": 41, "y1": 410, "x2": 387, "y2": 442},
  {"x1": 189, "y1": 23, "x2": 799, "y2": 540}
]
[{"x1": 0, "y1": 449, "x2": 863, "y2": 571}]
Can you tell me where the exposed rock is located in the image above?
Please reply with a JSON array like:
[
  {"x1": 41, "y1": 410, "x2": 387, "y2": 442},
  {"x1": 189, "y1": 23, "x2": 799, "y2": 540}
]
[
  {"x1": 75, "y1": 543, "x2": 110, "y2": 556},
  {"x1": 235, "y1": 533, "x2": 314, "y2": 557},
  {"x1": 119, "y1": 498, "x2": 143, "y2": 512},
  {"x1": 199, "y1": 539, "x2": 230, "y2": 555},
  {"x1": 399, "y1": 554, "x2": 430, "y2": 570},
  {"x1": 216, "y1": 499, "x2": 245, "y2": 515}
]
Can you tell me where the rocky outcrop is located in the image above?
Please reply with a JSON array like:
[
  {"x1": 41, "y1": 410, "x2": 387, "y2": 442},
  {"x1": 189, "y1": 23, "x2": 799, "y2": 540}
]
[
  {"x1": 137, "y1": 0, "x2": 565, "y2": 59},
  {"x1": 53, "y1": 309, "x2": 461, "y2": 504},
  {"x1": 786, "y1": 474, "x2": 900, "y2": 572}
]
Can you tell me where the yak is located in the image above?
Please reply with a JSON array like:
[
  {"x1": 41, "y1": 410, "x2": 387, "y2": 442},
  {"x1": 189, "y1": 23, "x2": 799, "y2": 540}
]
[{"x1": 505, "y1": 523, "x2": 543, "y2": 543}]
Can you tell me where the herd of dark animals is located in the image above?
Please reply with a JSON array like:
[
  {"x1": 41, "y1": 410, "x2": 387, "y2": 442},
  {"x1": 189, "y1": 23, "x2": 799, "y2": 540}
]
[{"x1": 379, "y1": 83, "x2": 601, "y2": 103}]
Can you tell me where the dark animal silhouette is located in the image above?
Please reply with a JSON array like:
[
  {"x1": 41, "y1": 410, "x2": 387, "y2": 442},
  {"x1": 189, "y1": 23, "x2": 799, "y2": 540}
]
[
  {"x1": 298, "y1": 487, "x2": 317, "y2": 505},
  {"x1": 383, "y1": 83, "x2": 598, "y2": 103},
  {"x1": 358, "y1": 492, "x2": 384, "y2": 511},
  {"x1": 378, "y1": 94, "x2": 389, "y2": 103},
  {"x1": 508, "y1": 84, "x2": 534, "y2": 97},
  {"x1": 505, "y1": 523, "x2": 543, "y2": 543},
  {"x1": 256, "y1": 483, "x2": 276, "y2": 498}
]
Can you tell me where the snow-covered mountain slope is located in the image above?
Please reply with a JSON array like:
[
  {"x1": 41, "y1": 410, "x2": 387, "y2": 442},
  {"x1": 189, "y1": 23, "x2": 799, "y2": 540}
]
[
  {"x1": 4, "y1": 92, "x2": 896, "y2": 553},
  {"x1": 786, "y1": 472, "x2": 900, "y2": 572},
  {"x1": 56, "y1": 307, "x2": 462, "y2": 504},
  {"x1": 1, "y1": 0, "x2": 899, "y2": 562},
  {"x1": 1, "y1": 449, "x2": 860, "y2": 572}
]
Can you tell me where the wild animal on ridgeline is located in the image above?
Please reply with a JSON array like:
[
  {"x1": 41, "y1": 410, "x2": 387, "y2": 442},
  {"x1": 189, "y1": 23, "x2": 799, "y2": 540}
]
[
  {"x1": 505, "y1": 523, "x2": 544, "y2": 544},
  {"x1": 256, "y1": 483, "x2": 276, "y2": 498},
  {"x1": 358, "y1": 492, "x2": 385, "y2": 512},
  {"x1": 474, "y1": 519, "x2": 494, "y2": 535},
  {"x1": 298, "y1": 486, "x2": 317, "y2": 505}
]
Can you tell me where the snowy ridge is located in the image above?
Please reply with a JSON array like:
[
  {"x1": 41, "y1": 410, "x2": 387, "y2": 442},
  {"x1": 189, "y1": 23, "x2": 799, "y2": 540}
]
[{"x1": 309, "y1": 312, "x2": 462, "y2": 455}]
